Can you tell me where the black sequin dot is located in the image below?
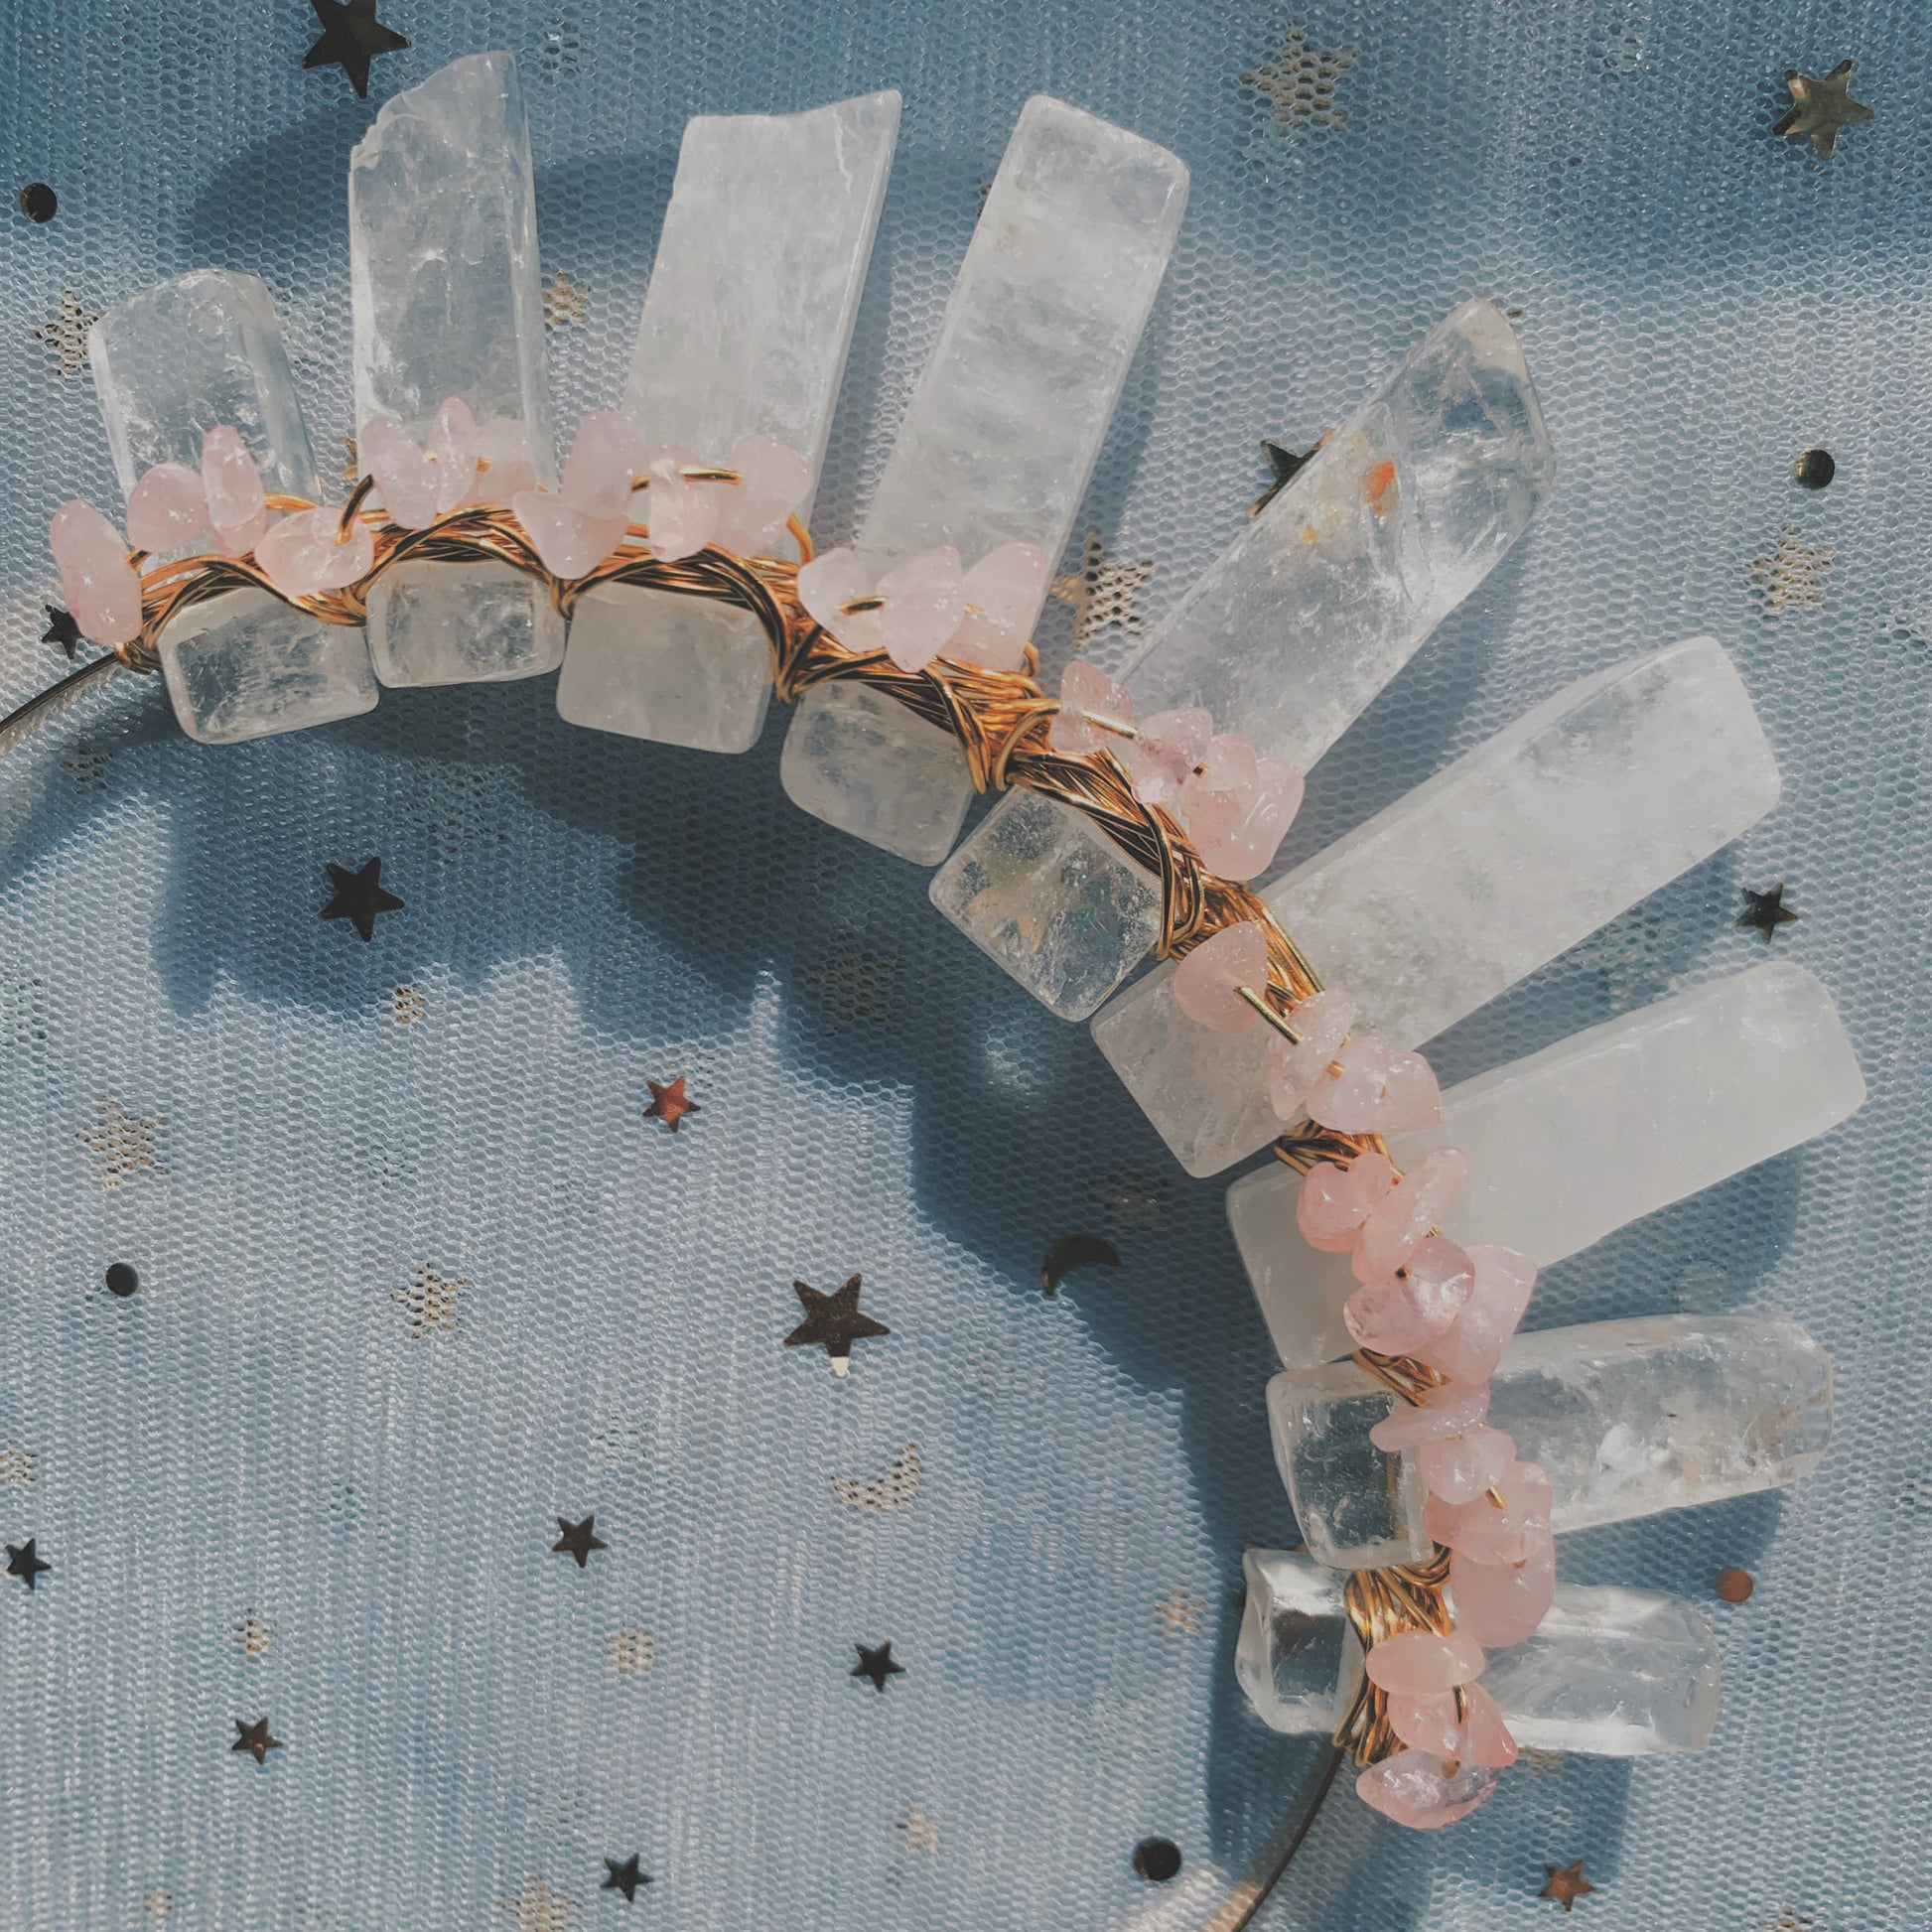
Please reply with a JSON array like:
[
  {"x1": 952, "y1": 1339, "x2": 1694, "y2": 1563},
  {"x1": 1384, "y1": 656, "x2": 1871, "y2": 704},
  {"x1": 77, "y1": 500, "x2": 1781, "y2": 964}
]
[
  {"x1": 1793, "y1": 448, "x2": 1836, "y2": 489},
  {"x1": 104, "y1": 1263, "x2": 139, "y2": 1298},
  {"x1": 1133, "y1": 1839, "x2": 1182, "y2": 1883},
  {"x1": 17, "y1": 183, "x2": 57, "y2": 222}
]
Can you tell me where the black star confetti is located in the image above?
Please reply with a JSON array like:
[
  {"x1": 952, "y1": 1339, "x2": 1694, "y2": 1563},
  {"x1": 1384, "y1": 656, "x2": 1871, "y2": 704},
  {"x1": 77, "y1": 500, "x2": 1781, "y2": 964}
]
[
  {"x1": 602, "y1": 1855, "x2": 651, "y2": 1901},
  {"x1": 851, "y1": 1641, "x2": 904, "y2": 1693},
  {"x1": 552, "y1": 1514, "x2": 609, "y2": 1569},
  {"x1": 784, "y1": 1275, "x2": 890, "y2": 1375},
  {"x1": 1248, "y1": 439, "x2": 1317, "y2": 517},
  {"x1": 302, "y1": 0, "x2": 411, "y2": 100},
  {"x1": 4, "y1": 1538, "x2": 50, "y2": 1589},
  {"x1": 1775, "y1": 60, "x2": 1873, "y2": 161},
  {"x1": 41, "y1": 606, "x2": 81, "y2": 660},
  {"x1": 320, "y1": 858, "x2": 404, "y2": 942},
  {"x1": 230, "y1": 1717, "x2": 282, "y2": 1764},
  {"x1": 1737, "y1": 883, "x2": 1800, "y2": 941}
]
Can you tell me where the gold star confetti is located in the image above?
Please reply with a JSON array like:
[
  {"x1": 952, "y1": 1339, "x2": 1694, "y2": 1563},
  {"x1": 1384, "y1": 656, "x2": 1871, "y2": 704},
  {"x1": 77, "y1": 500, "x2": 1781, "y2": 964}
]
[
  {"x1": 391, "y1": 984, "x2": 426, "y2": 1025},
  {"x1": 505, "y1": 1879, "x2": 573, "y2": 1931},
  {"x1": 1775, "y1": 60, "x2": 1873, "y2": 160},
  {"x1": 76, "y1": 1096, "x2": 165, "y2": 1188},
  {"x1": 1242, "y1": 27, "x2": 1356, "y2": 133},
  {"x1": 541, "y1": 270, "x2": 590, "y2": 331},
  {"x1": 393, "y1": 1264, "x2": 465, "y2": 1336},
  {"x1": 832, "y1": 1443, "x2": 923, "y2": 1514},
  {"x1": 32, "y1": 290, "x2": 99, "y2": 375},
  {"x1": 1155, "y1": 1588, "x2": 1203, "y2": 1634},
  {"x1": 233, "y1": 1610, "x2": 276, "y2": 1659},
  {"x1": 0, "y1": 1444, "x2": 36, "y2": 1486},
  {"x1": 606, "y1": 1627, "x2": 657, "y2": 1677},
  {"x1": 1539, "y1": 1861, "x2": 1597, "y2": 1911},
  {"x1": 1050, "y1": 531, "x2": 1155, "y2": 649},
  {"x1": 142, "y1": 1889, "x2": 175, "y2": 1921},
  {"x1": 802, "y1": 933, "x2": 900, "y2": 1031},
  {"x1": 897, "y1": 1808, "x2": 941, "y2": 1853},
  {"x1": 643, "y1": 1075, "x2": 701, "y2": 1132},
  {"x1": 1747, "y1": 526, "x2": 1834, "y2": 613}
]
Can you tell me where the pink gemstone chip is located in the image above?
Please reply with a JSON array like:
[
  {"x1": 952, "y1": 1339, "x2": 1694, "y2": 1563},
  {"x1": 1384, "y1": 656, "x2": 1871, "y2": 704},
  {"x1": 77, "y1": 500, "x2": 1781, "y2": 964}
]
[
  {"x1": 560, "y1": 409, "x2": 638, "y2": 519},
  {"x1": 1295, "y1": 1150, "x2": 1396, "y2": 1252},
  {"x1": 125, "y1": 462, "x2": 210, "y2": 553},
  {"x1": 1363, "y1": 1628, "x2": 1485, "y2": 1695},
  {"x1": 640, "y1": 443, "x2": 719, "y2": 563},
  {"x1": 947, "y1": 543, "x2": 1046, "y2": 672},
  {"x1": 1429, "y1": 1459, "x2": 1553, "y2": 1568},
  {"x1": 202, "y1": 427, "x2": 267, "y2": 556},
  {"x1": 710, "y1": 434, "x2": 813, "y2": 556},
  {"x1": 1050, "y1": 659, "x2": 1134, "y2": 756},
  {"x1": 1417, "y1": 1424, "x2": 1517, "y2": 1506},
  {"x1": 49, "y1": 499, "x2": 144, "y2": 645},
  {"x1": 360, "y1": 415, "x2": 442, "y2": 529},
  {"x1": 1265, "y1": 988, "x2": 1359, "y2": 1120},
  {"x1": 1172, "y1": 921, "x2": 1271, "y2": 1033},
  {"x1": 1355, "y1": 1750, "x2": 1500, "y2": 1830},
  {"x1": 1343, "y1": 1234, "x2": 1475, "y2": 1353},
  {"x1": 1353, "y1": 1146, "x2": 1468, "y2": 1284},
  {"x1": 1369, "y1": 1381, "x2": 1490, "y2": 1453},
  {"x1": 1387, "y1": 1689, "x2": 1462, "y2": 1757},
  {"x1": 1417, "y1": 1245, "x2": 1539, "y2": 1386},
  {"x1": 1190, "y1": 750, "x2": 1305, "y2": 883},
  {"x1": 1455, "y1": 1683, "x2": 1520, "y2": 1768},
  {"x1": 511, "y1": 491, "x2": 627, "y2": 580},
  {"x1": 428, "y1": 397, "x2": 482, "y2": 513},
  {"x1": 796, "y1": 545, "x2": 966, "y2": 672},
  {"x1": 1307, "y1": 1034, "x2": 1444, "y2": 1135},
  {"x1": 467, "y1": 417, "x2": 538, "y2": 502},
  {"x1": 256, "y1": 507, "x2": 374, "y2": 599},
  {"x1": 1120, "y1": 707, "x2": 1211, "y2": 804},
  {"x1": 1449, "y1": 1526, "x2": 1557, "y2": 1648}
]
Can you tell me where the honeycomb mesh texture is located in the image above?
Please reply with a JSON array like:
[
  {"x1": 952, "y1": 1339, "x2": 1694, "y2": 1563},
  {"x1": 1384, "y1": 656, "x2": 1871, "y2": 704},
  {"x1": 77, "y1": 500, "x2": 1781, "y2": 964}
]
[{"x1": 0, "y1": 2, "x2": 1925, "y2": 1927}]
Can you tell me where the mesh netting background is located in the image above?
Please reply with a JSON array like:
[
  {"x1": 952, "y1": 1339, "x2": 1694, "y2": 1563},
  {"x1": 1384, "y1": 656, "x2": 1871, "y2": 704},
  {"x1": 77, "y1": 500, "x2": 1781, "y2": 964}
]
[{"x1": 0, "y1": 1, "x2": 1925, "y2": 1925}]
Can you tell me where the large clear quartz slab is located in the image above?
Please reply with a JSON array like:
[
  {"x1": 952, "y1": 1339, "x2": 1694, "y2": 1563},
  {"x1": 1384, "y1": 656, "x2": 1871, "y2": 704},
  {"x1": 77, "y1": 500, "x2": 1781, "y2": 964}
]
[
  {"x1": 557, "y1": 91, "x2": 899, "y2": 753},
  {"x1": 348, "y1": 52, "x2": 562, "y2": 686},
  {"x1": 1231, "y1": 962, "x2": 1863, "y2": 1368},
  {"x1": 1093, "y1": 637, "x2": 1780, "y2": 1174},
  {"x1": 926, "y1": 790, "x2": 1163, "y2": 1019},
  {"x1": 1269, "y1": 1314, "x2": 1833, "y2": 1570},
  {"x1": 1122, "y1": 298, "x2": 1553, "y2": 769},
  {"x1": 87, "y1": 270, "x2": 377, "y2": 743},
  {"x1": 1237, "y1": 1549, "x2": 1721, "y2": 1754},
  {"x1": 780, "y1": 95, "x2": 1187, "y2": 861}
]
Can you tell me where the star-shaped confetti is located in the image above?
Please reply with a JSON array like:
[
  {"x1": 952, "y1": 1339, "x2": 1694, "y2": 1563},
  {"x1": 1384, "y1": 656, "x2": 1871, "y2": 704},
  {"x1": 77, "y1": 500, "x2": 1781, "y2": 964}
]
[
  {"x1": 1540, "y1": 1861, "x2": 1596, "y2": 1911},
  {"x1": 897, "y1": 1807, "x2": 940, "y2": 1852},
  {"x1": 5, "y1": 1538, "x2": 50, "y2": 1589},
  {"x1": 542, "y1": 269, "x2": 590, "y2": 331},
  {"x1": 606, "y1": 1627, "x2": 656, "y2": 1676},
  {"x1": 851, "y1": 1640, "x2": 904, "y2": 1692},
  {"x1": 230, "y1": 1717, "x2": 282, "y2": 1764},
  {"x1": 393, "y1": 1264, "x2": 464, "y2": 1335},
  {"x1": 1775, "y1": 60, "x2": 1873, "y2": 161},
  {"x1": 321, "y1": 857, "x2": 405, "y2": 942},
  {"x1": 76, "y1": 1096, "x2": 166, "y2": 1188},
  {"x1": 643, "y1": 1076, "x2": 700, "y2": 1133},
  {"x1": 602, "y1": 1855, "x2": 650, "y2": 1902},
  {"x1": 505, "y1": 1878, "x2": 573, "y2": 1931},
  {"x1": 1154, "y1": 1588, "x2": 1203, "y2": 1634},
  {"x1": 32, "y1": 290, "x2": 99, "y2": 375},
  {"x1": 552, "y1": 1514, "x2": 609, "y2": 1569},
  {"x1": 234, "y1": 1610, "x2": 276, "y2": 1658},
  {"x1": 0, "y1": 1445, "x2": 37, "y2": 1486},
  {"x1": 42, "y1": 606, "x2": 81, "y2": 660},
  {"x1": 1737, "y1": 883, "x2": 1800, "y2": 941},
  {"x1": 1242, "y1": 28, "x2": 1355, "y2": 133},
  {"x1": 1747, "y1": 526, "x2": 1834, "y2": 613},
  {"x1": 1050, "y1": 531, "x2": 1155, "y2": 649},
  {"x1": 784, "y1": 1274, "x2": 890, "y2": 1375},
  {"x1": 302, "y1": 0, "x2": 411, "y2": 101},
  {"x1": 1248, "y1": 438, "x2": 1316, "y2": 517}
]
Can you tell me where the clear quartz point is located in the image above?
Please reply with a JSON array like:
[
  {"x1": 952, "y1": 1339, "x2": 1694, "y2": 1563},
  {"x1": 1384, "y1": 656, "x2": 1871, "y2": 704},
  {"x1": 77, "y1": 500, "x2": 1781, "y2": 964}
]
[
  {"x1": 938, "y1": 301, "x2": 1557, "y2": 1022},
  {"x1": 1093, "y1": 636, "x2": 1780, "y2": 1173},
  {"x1": 1268, "y1": 1314, "x2": 1834, "y2": 1570},
  {"x1": 781, "y1": 95, "x2": 1187, "y2": 863},
  {"x1": 1231, "y1": 962, "x2": 1863, "y2": 1369},
  {"x1": 1237, "y1": 1549, "x2": 1722, "y2": 1754},
  {"x1": 348, "y1": 52, "x2": 562, "y2": 686},
  {"x1": 557, "y1": 91, "x2": 900, "y2": 754},
  {"x1": 87, "y1": 271, "x2": 377, "y2": 744}
]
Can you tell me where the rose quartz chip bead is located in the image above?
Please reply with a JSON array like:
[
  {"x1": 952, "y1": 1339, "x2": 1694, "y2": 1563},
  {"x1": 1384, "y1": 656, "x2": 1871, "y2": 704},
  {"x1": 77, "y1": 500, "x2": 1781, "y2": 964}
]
[
  {"x1": 361, "y1": 415, "x2": 445, "y2": 529},
  {"x1": 708, "y1": 434, "x2": 812, "y2": 556},
  {"x1": 1296, "y1": 1150, "x2": 1396, "y2": 1252},
  {"x1": 125, "y1": 461, "x2": 209, "y2": 553},
  {"x1": 1307, "y1": 1034, "x2": 1443, "y2": 1134},
  {"x1": 1172, "y1": 921, "x2": 1270, "y2": 1032},
  {"x1": 1450, "y1": 1528, "x2": 1557, "y2": 1647},
  {"x1": 468, "y1": 417, "x2": 538, "y2": 501},
  {"x1": 1353, "y1": 1146, "x2": 1467, "y2": 1283},
  {"x1": 50, "y1": 500, "x2": 144, "y2": 645},
  {"x1": 201, "y1": 427, "x2": 267, "y2": 556},
  {"x1": 1265, "y1": 989, "x2": 1358, "y2": 1119},
  {"x1": 511, "y1": 410, "x2": 638, "y2": 578},
  {"x1": 1343, "y1": 1233, "x2": 1475, "y2": 1352},
  {"x1": 636, "y1": 442, "x2": 718, "y2": 563},
  {"x1": 797, "y1": 544, "x2": 966, "y2": 673},
  {"x1": 256, "y1": 508, "x2": 374, "y2": 600},
  {"x1": 1355, "y1": 1750, "x2": 1499, "y2": 1829},
  {"x1": 1417, "y1": 1424, "x2": 1516, "y2": 1504},
  {"x1": 945, "y1": 543, "x2": 1046, "y2": 672},
  {"x1": 1387, "y1": 1682, "x2": 1516, "y2": 1767},
  {"x1": 1049, "y1": 659, "x2": 1133, "y2": 755},
  {"x1": 1364, "y1": 1628, "x2": 1484, "y2": 1695},
  {"x1": 1369, "y1": 1380, "x2": 1489, "y2": 1451},
  {"x1": 1120, "y1": 707, "x2": 1210, "y2": 803},
  {"x1": 1418, "y1": 1245, "x2": 1538, "y2": 1384},
  {"x1": 1427, "y1": 1458, "x2": 1553, "y2": 1567},
  {"x1": 1177, "y1": 733, "x2": 1305, "y2": 881}
]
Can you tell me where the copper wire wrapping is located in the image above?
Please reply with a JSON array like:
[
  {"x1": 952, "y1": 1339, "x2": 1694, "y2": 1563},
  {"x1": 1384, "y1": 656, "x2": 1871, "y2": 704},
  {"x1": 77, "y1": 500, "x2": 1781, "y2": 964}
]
[{"x1": 104, "y1": 494, "x2": 1460, "y2": 1766}]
